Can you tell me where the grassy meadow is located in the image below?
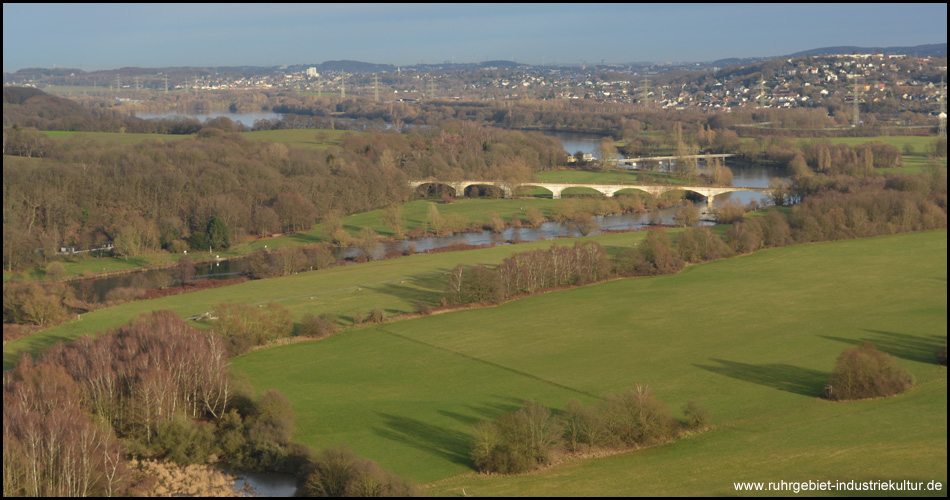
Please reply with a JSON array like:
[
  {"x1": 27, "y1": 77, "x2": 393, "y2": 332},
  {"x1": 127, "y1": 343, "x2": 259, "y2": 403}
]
[
  {"x1": 3, "y1": 229, "x2": 663, "y2": 369},
  {"x1": 229, "y1": 230, "x2": 947, "y2": 493},
  {"x1": 240, "y1": 128, "x2": 349, "y2": 150}
]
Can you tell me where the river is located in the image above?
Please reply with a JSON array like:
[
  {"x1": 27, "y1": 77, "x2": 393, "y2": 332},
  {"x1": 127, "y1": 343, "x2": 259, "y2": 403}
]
[
  {"x1": 227, "y1": 470, "x2": 298, "y2": 497},
  {"x1": 72, "y1": 119, "x2": 783, "y2": 303},
  {"x1": 135, "y1": 111, "x2": 284, "y2": 128}
]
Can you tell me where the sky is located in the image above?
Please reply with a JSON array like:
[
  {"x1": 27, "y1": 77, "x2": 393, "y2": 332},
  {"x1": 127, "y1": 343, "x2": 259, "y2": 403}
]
[{"x1": 3, "y1": 3, "x2": 947, "y2": 72}]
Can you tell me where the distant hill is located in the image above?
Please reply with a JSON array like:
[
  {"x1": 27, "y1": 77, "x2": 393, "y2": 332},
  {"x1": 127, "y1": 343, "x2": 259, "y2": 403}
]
[
  {"x1": 708, "y1": 56, "x2": 773, "y2": 68},
  {"x1": 2, "y1": 86, "x2": 99, "y2": 130},
  {"x1": 788, "y1": 43, "x2": 946, "y2": 58},
  {"x1": 708, "y1": 43, "x2": 946, "y2": 68},
  {"x1": 3, "y1": 86, "x2": 85, "y2": 114}
]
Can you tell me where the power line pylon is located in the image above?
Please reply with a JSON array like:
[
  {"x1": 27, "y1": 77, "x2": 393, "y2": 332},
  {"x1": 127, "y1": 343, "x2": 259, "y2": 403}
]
[{"x1": 640, "y1": 78, "x2": 650, "y2": 109}]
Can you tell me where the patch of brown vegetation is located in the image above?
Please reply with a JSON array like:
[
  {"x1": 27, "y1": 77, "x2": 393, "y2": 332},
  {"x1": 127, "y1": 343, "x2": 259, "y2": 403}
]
[
  {"x1": 423, "y1": 243, "x2": 496, "y2": 254},
  {"x1": 128, "y1": 458, "x2": 242, "y2": 497}
]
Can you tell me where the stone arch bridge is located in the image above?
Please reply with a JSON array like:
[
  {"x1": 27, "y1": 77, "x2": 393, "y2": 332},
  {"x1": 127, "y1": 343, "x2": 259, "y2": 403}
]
[{"x1": 409, "y1": 180, "x2": 772, "y2": 205}]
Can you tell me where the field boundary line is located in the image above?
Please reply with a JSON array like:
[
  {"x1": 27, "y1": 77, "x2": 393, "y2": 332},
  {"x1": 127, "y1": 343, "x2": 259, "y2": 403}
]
[
  {"x1": 245, "y1": 269, "x2": 455, "y2": 306},
  {"x1": 376, "y1": 327, "x2": 602, "y2": 400}
]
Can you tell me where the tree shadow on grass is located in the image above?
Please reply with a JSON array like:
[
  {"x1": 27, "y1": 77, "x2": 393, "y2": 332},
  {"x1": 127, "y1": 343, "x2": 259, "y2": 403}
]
[
  {"x1": 694, "y1": 359, "x2": 827, "y2": 397},
  {"x1": 288, "y1": 231, "x2": 323, "y2": 245},
  {"x1": 368, "y1": 272, "x2": 448, "y2": 307},
  {"x1": 373, "y1": 412, "x2": 473, "y2": 468},
  {"x1": 820, "y1": 330, "x2": 947, "y2": 365},
  {"x1": 438, "y1": 397, "x2": 525, "y2": 427}
]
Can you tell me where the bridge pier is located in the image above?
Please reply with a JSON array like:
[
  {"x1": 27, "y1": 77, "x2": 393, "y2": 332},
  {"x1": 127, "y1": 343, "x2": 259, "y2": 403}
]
[{"x1": 407, "y1": 181, "x2": 768, "y2": 205}]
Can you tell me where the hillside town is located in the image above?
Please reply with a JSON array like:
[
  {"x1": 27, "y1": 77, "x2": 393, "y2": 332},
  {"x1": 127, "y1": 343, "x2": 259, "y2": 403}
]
[{"x1": 5, "y1": 52, "x2": 946, "y2": 117}]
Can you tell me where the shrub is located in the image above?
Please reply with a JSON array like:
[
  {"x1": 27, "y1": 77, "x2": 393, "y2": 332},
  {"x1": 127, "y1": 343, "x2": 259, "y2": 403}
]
[
  {"x1": 715, "y1": 200, "x2": 746, "y2": 224},
  {"x1": 471, "y1": 400, "x2": 562, "y2": 474},
  {"x1": 676, "y1": 226, "x2": 733, "y2": 263},
  {"x1": 413, "y1": 301, "x2": 433, "y2": 316},
  {"x1": 615, "y1": 230, "x2": 684, "y2": 276},
  {"x1": 560, "y1": 399, "x2": 604, "y2": 453},
  {"x1": 302, "y1": 447, "x2": 418, "y2": 497},
  {"x1": 296, "y1": 313, "x2": 338, "y2": 339},
  {"x1": 525, "y1": 208, "x2": 545, "y2": 228},
  {"x1": 824, "y1": 342, "x2": 914, "y2": 400},
  {"x1": 45, "y1": 261, "x2": 67, "y2": 281},
  {"x1": 368, "y1": 308, "x2": 386, "y2": 324},
  {"x1": 598, "y1": 386, "x2": 675, "y2": 447},
  {"x1": 444, "y1": 264, "x2": 503, "y2": 306},
  {"x1": 213, "y1": 302, "x2": 294, "y2": 355},
  {"x1": 723, "y1": 220, "x2": 762, "y2": 254},
  {"x1": 4, "y1": 282, "x2": 68, "y2": 324},
  {"x1": 234, "y1": 390, "x2": 302, "y2": 473},
  {"x1": 153, "y1": 416, "x2": 217, "y2": 465},
  {"x1": 682, "y1": 400, "x2": 711, "y2": 430},
  {"x1": 104, "y1": 286, "x2": 146, "y2": 303}
]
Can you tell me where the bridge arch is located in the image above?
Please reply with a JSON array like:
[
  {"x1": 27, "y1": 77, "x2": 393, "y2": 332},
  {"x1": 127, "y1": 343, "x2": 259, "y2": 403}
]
[
  {"x1": 611, "y1": 187, "x2": 656, "y2": 198},
  {"x1": 560, "y1": 186, "x2": 604, "y2": 198},
  {"x1": 514, "y1": 184, "x2": 559, "y2": 199},
  {"x1": 462, "y1": 183, "x2": 506, "y2": 199},
  {"x1": 412, "y1": 181, "x2": 458, "y2": 198}
]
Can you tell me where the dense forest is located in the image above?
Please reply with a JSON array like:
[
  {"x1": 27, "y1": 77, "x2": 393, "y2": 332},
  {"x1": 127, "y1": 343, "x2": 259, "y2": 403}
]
[{"x1": 3, "y1": 88, "x2": 565, "y2": 272}]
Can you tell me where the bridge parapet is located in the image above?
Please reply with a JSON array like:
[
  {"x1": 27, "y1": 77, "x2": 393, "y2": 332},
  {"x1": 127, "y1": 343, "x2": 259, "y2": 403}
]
[{"x1": 409, "y1": 180, "x2": 770, "y2": 202}]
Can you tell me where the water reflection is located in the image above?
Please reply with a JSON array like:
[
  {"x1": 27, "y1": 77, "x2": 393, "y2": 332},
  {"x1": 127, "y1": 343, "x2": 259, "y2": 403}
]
[{"x1": 227, "y1": 470, "x2": 298, "y2": 497}]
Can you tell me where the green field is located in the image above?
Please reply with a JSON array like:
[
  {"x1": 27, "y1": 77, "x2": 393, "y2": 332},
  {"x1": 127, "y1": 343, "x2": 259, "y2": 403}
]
[
  {"x1": 40, "y1": 130, "x2": 195, "y2": 145},
  {"x1": 230, "y1": 230, "x2": 947, "y2": 493},
  {"x1": 240, "y1": 128, "x2": 350, "y2": 150},
  {"x1": 3, "y1": 230, "x2": 663, "y2": 370}
]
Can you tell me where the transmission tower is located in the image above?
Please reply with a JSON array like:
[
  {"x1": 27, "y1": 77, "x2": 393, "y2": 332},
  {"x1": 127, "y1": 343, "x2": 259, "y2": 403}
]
[
  {"x1": 939, "y1": 77, "x2": 946, "y2": 137},
  {"x1": 374, "y1": 74, "x2": 379, "y2": 102},
  {"x1": 164, "y1": 75, "x2": 168, "y2": 93},
  {"x1": 758, "y1": 80, "x2": 766, "y2": 108},
  {"x1": 427, "y1": 77, "x2": 436, "y2": 99},
  {"x1": 341, "y1": 73, "x2": 345, "y2": 99},
  {"x1": 851, "y1": 76, "x2": 862, "y2": 128}
]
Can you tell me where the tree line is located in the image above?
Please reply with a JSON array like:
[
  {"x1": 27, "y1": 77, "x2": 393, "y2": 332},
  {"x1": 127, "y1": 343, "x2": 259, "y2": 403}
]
[
  {"x1": 3, "y1": 310, "x2": 418, "y2": 497},
  {"x1": 472, "y1": 389, "x2": 709, "y2": 475},
  {"x1": 3, "y1": 116, "x2": 564, "y2": 272}
]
